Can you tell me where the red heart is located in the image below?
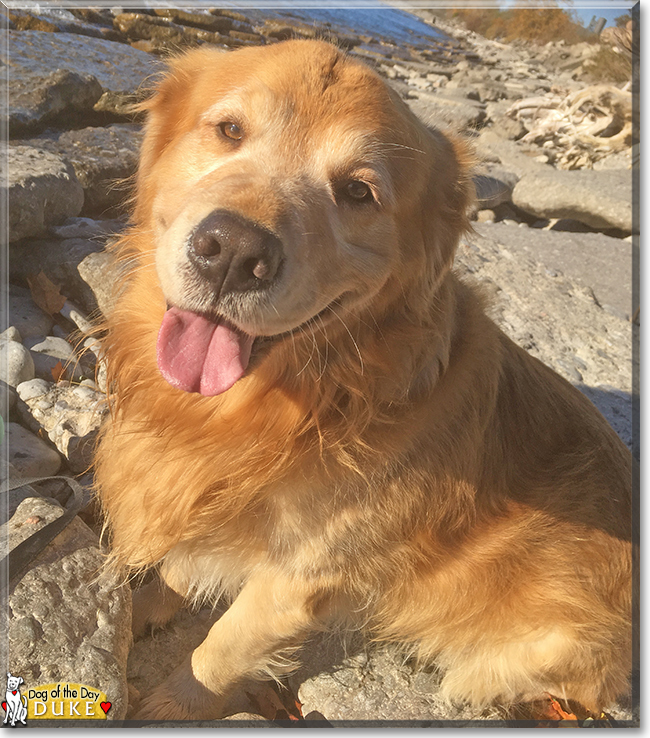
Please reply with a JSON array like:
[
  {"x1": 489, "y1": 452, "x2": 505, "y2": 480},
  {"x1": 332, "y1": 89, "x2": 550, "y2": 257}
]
[
  {"x1": 1, "y1": 701, "x2": 6, "y2": 712},
  {"x1": 100, "y1": 702, "x2": 112, "y2": 714},
  {"x1": 12, "y1": 691, "x2": 17, "y2": 696}
]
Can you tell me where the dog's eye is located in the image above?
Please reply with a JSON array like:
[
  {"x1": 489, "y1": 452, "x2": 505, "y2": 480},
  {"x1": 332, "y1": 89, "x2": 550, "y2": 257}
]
[
  {"x1": 337, "y1": 180, "x2": 374, "y2": 204},
  {"x1": 218, "y1": 122, "x2": 243, "y2": 141}
]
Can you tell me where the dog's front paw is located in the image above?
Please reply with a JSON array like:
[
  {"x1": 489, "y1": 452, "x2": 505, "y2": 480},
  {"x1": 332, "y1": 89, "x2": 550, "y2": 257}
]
[
  {"x1": 132, "y1": 580, "x2": 184, "y2": 640},
  {"x1": 134, "y1": 659, "x2": 227, "y2": 721}
]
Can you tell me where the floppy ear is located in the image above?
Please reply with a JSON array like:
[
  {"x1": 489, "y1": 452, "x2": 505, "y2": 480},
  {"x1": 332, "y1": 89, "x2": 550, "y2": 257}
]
[
  {"x1": 18, "y1": 678, "x2": 23, "y2": 686},
  {"x1": 420, "y1": 127, "x2": 475, "y2": 292},
  {"x1": 132, "y1": 48, "x2": 229, "y2": 223}
]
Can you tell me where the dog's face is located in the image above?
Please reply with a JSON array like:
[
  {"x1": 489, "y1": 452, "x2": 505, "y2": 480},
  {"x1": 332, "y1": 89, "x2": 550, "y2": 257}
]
[
  {"x1": 6, "y1": 675, "x2": 22, "y2": 692},
  {"x1": 136, "y1": 40, "x2": 470, "y2": 395}
]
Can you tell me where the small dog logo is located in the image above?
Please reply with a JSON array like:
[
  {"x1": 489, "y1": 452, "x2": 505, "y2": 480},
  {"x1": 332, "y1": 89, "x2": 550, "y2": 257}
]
[{"x1": 2, "y1": 673, "x2": 28, "y2": 726}]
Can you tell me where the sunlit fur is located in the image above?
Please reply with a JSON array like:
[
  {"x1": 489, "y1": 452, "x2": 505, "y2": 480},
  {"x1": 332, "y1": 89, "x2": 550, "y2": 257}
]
[{"x1": 94, "y1": 40, "x2": 633, "y2": 720}]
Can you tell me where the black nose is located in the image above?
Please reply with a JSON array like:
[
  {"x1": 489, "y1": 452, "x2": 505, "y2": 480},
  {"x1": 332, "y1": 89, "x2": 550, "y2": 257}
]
[{"x1": 187, "y1": 210, "x2": 284, "y2": 295}]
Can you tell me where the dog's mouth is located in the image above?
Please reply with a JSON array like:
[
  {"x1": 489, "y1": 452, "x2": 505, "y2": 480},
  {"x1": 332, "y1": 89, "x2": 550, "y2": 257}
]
[{"x1": 156, "y1": 297, "x2": 344, "y2": 397}]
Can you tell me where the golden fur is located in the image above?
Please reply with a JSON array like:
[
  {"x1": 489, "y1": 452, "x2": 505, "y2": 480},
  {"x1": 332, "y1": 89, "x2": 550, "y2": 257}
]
[{"x1": 94, "y1": 40, "x2": 633, "y2": 720}]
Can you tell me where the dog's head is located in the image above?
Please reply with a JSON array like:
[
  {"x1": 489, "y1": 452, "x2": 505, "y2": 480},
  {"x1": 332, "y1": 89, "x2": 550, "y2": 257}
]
[
  {"x1": 134, "y1": 40, "x2": 472, "y2": 396},
  {"x1": 6, "y1": 674, "x2": 23, "y2": 691}
]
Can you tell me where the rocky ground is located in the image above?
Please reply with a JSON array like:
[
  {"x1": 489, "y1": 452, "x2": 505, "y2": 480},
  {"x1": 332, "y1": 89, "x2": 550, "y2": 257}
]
[{"x1": 1, "y1": 5, "x2": 637, "y2": 726}]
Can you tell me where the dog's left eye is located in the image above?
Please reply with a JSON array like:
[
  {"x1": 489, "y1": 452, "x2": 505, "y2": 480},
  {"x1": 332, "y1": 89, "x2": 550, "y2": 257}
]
[
  {"x1": 337, "y1": 180, "x2": 374, "y2": 204},
  {"x1": 218, "y1": 122, "x2": 243, "y2": 141}
]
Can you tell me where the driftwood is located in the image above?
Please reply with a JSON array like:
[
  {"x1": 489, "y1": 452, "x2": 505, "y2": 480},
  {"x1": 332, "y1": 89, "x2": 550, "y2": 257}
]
[{"x1": 506, "y1": 84, "x2": 632, "y2": 169}]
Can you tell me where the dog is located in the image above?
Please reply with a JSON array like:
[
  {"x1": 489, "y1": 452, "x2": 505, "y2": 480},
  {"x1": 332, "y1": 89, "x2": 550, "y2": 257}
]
[
  {"x1": 94, "y1": 40, "x2": 633, "y2": 721},
  {"x1": 4, "y1": 673, "x2": 27, "y2": 726}
]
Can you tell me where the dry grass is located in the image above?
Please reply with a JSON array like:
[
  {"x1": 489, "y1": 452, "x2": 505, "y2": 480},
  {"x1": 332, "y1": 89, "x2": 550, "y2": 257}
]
[
  {"x1": 441, "y1": 6, "x2": 594, "y2": 45},
  {"x1": 582, "y1": 47, "x2": 632, "y2": 84}
]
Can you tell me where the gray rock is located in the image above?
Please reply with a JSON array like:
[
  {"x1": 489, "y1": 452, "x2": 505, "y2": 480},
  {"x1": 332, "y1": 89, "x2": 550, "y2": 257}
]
[
  {"x1": 24, "y1": 125, "x2": 143, "y2": 216},
  {"x1": 2, "y1": 495, "x2": 131, "y2": 720},
  {"x1": 78, "y1": 250, "x2": 124, "y2": 318},
  {"x1": 26, "y1": 335, "x2": 76, "y2": 360},
  {"x1": 471, "y1": 222, "x2": 632, "y2": 320},
  {"x1": 7, "y1": 421, "x2": 61, "y2": 476},
  {"x1": 7, "y1": 67, "x2": 103, "y2": 137},
  {"x1": 6, "y1": 146, "x2": 84, "y2": 242},
  {"x1": 50, "y1": 216, "x2": 126, "y2": 240},
  {"x1": 406, "y1": 90, "x2": 486, "y2": 131},
  {"x1": 26, "y1": 335, "x2": 87, "y2": 383},
  {"x1": 19, "y1": 381, "x2": 108, "y2": 473},
  {"x1": 0, "y1": 340, "x2": 35, "y2": 387},
  {"x1": 5, "y1": 30, "x2": 160, "y2": 132},
  {"x1": 291, "y1": 634, "x2": 495, "y2": 721},
  {"x1": 512, "y1": 168, "x2": 633, "y2": 234},
  {"x1": 10, "y1": 238, "x2": 105, "y2": 315},
  {"x1": 0, "y1": 326, "x2": 22, "y2": 343},
  {"x1": 16, "y1": 377, "x2": 53, "y2": 402},
  {"x1": 6, "y1": 285, "x2": 54, "y2": 339},
  {"x1": 455, "y1": 226, "x2": 632, "y2": 416},
  {"x1": 0, "y1": 381, "x2": 18, "y2": 420}
]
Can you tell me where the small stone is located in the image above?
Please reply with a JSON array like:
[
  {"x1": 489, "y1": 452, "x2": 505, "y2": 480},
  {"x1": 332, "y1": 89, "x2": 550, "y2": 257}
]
[
  {"x1": 0, "y1": 340, "x2": 35, "y2": 387},
  {"x1": 0, "y1": 326, "x2": 22, "y2": 343},
  {"x1": 476, "y1": 209, "x2": 495, "y2": 223},
  {"x1": 7, "y1": 422, "x2": 61, "y2": 476},
  {"x1": 25, "y1": 335, "x2": 75, "y2": 360},
  {"x1": 16, "y1": 378, "x2": 52, "y2": 402}
]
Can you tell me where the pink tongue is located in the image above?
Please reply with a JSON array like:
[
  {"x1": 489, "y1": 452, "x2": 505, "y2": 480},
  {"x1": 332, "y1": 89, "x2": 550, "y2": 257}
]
[{"x1": 157, "y1": 307, "x2": 254, "y2": 396}]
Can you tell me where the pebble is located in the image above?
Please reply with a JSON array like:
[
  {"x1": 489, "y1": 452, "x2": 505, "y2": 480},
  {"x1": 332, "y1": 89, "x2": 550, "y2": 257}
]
[
  {"x1": 0, "y1": 340, "x2": 35, "y2": 387},
  {"x1": 7, "y1": 422, "x2": 62, "y2": 476},
  {"x1": 16, "y1": 378, "x2": 52, "y2": 401},
  {"x1": 25, "y1": 335, "x2": 76, "y2": 360},
  {"x1": 0, "y1": 326, "x2": 22, "y2": 342}
]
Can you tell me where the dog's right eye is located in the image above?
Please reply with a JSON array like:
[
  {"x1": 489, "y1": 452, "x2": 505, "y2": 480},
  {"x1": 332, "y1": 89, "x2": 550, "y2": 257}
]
[{"x1": 218, "y1": 122, "x2": 243, "y2": 141}]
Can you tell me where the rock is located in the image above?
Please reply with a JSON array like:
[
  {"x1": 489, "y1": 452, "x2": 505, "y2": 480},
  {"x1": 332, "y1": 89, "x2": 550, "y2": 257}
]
[
  {"x1": 6, "y1": 285, "x2": 54, "y2": 339},
  {"x1": 3, "y1": 495, "x2": 131, "y2": 720},
  {"x1": 6, "y1": 30, "x2": 159, "y2": 132},
  {"x1": 0, "y1": 341, "x2": 35, "y2": 387},
  {"x1": 456, "y1": 226, "x2": 632, "y2": 409},
  {"x1": 471, "y1": 222, "x2": 632, "y2": 320},
  {"x1": 77, "y1": 250, "x2": 124, "y2": 318},
  {"x1": 6, "y1": 146, "x2": 84, "y2": 242},
  {"x1": 24, "y1": 125, "x2": 143, "y2": 216},
  {"x1": 7, "y1": 422, "x2": 61, "y2": 476},
  {"x1": 0, "y1": 326, "x2": 22, "y2": 343},
  {"x1": 50, "y1": 216, "x2": 126, "y2": 240},
  {"x1": 25, "y1": 335, "x2": 87, "y2": 383},
  {"x1": 7, "y1": 67, "x2": 103, "y2": 137},
  {"x1": 405, "y1": 90, "x2": 486, "y2": 131},
  {"x1": 6, "y1": 7, "x2": 122, "y2": 41},
  {"x1": 512, "y1": 169, "x2": 633, "y2": 234},
  {"x1": 10, "y1": 238, "x2": 106, "y2": 315},
  {"x1": 291, "y1": 634, "x2": 493, "y2": 721},
  {"x1": 476, "y1": 209, "x2": 495, "y2": 223},
  {"x1": 18, "y1": 382, "x2": 108, "y2": 473},
  {"x1": 16, "y1": 377, "x2": 53, "y2": 402},
  {"x1": 1, "y1": 382, "x2": 18, "y2": 420},
  {"x1": 152, "y1": 8, "x2": 233, "y2": 33}
]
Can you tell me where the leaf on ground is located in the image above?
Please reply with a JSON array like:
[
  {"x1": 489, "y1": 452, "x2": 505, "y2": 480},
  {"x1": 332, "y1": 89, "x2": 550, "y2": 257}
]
[
  {"x1": 51, "y1": 360, "x2": 65, "y2": 382},
  {"x1": 245, "y1": 681, "x2": 303, "y2": 721},
  {"x1": 547, "y1": 696, "x2": 578, "y2": 721},
  {"x1": 27, "y1": 271, "x2": 66, "y2": 316}
]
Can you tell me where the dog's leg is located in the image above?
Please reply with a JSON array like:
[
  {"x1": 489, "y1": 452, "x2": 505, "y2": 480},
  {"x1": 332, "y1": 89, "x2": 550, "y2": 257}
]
[
  {"x1": 135, "y1": 571, "x2": 322, "y2": 720},
  {"x1": 132, "y1": 576, "x2": 185, "y2": 640}
]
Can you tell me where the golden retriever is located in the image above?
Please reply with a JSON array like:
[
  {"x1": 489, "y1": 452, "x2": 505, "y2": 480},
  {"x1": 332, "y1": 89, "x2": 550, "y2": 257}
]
[{"x1": 94, "y1": 39, "x2": 633, "y2": 721}]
